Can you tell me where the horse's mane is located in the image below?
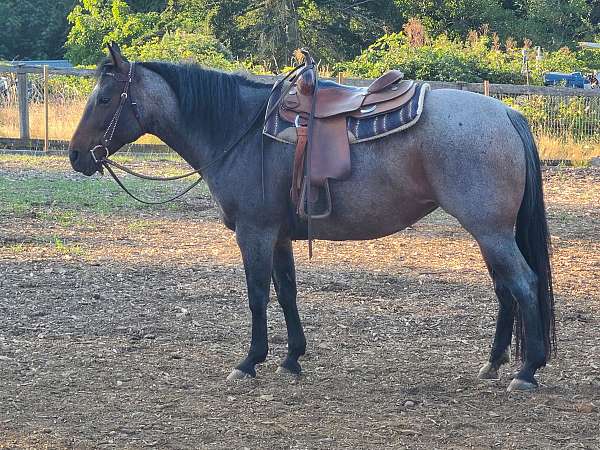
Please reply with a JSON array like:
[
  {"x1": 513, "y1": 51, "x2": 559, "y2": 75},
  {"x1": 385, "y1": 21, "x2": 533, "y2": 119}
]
[
  {"x1": 140, "y1": 61, "x2": 269, "y2": 133},
  {"x1": 96, "y1": 58, "x2": 270, "y2": 141}
]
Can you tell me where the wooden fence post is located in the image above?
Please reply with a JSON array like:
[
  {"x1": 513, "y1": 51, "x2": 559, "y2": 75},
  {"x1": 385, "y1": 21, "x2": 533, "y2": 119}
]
[
  {"x1": 17, "y1": 67, "x2": 30, "y2": 140},
  {"x1": 44, "y1": 65, "x2": 49, "y2": 151},
  {"x1": 483, "y1": 80, "x2": 490, "y2": 96}
]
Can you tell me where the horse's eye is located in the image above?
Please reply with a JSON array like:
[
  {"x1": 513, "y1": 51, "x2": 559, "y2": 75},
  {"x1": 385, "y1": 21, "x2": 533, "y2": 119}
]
[{"x1": 99, "y1": 97, "x2": 111, "y2": 105}]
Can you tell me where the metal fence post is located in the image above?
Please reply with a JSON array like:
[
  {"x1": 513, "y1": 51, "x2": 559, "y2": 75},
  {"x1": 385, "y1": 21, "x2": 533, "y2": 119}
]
[{"x1": 16, "y1": 66, "x2": 30, "y2": 140}]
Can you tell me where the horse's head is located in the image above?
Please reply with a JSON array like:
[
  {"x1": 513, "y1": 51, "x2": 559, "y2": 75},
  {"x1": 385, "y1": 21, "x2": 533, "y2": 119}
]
[{"x1": 69, "y1": 43, "x2": 146, "y2": 175}]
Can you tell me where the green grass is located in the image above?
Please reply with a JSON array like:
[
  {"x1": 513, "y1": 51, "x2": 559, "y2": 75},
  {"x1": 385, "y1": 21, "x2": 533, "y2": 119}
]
[
  {"x1": 37, "y1": 210, "x2": 86, "y2": 227},
  {"x1": 0, "y1": 174, "x2": 208, "y2": 215},
  {"x1": 52, "y1": 236, "x2": 84, "y2": 256}
]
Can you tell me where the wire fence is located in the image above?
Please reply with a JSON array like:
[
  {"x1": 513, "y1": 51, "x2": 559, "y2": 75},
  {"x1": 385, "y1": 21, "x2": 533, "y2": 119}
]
[
  {"x1": 1, "y1": 66, "x2": 600, "y2": 160},
  {"x1": 495, "y1": 93, "x2": 600, "y2": 141}
]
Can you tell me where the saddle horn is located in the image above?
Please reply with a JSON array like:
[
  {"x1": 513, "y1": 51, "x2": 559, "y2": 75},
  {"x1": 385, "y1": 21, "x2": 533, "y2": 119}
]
[{"x1": 297, "y1": 49, "x2": 316, "y2": 96}]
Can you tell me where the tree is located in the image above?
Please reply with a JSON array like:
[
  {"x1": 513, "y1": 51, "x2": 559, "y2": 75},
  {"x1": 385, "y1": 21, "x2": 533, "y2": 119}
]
[
  {"x1": 0, "y1": 0, "x2": 76, "y2": 60},
  {"x1": 65, "y1": 0, "x2": 234, "y2": 67},
  {"x1": 65, "y1": 0, "x2": 161, "y2": 64}
]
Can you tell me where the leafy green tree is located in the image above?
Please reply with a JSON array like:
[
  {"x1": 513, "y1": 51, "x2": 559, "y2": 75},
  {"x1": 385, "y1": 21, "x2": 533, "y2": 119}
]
[
  {"x1": 0, "y1": 0, "x2": 76, "y2": 60},
  {"x1": 129, "y1": 0, "x2": 167, "y2": 12},
  {"x1": 65, "y1": 0, "x2": 161, "y2": 64},
  {"x1": 161, "y1": 0, "x2": 402, "y2": 69},
  {"x1": 65, "y1": 0, "x2": 235, "y2": 67},
  {"x1": 126, "y1": 30, "x2": 237, "y2": 69},
  {"x1": 518, "y1": 0, "x2": 593, "y2": 48}
]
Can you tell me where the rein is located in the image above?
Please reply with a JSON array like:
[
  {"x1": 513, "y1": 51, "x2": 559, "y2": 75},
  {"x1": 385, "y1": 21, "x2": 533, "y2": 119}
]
[
  {"x1": 91, "y1": 61, "x2": 269, "y2": 205},
  {"x1": 91, "y1": 60, "x2": 310, "y2": 205}
]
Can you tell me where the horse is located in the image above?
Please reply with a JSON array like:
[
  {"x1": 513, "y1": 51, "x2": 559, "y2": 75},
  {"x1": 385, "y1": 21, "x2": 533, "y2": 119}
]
[{"x1": 68, "y1": 44, "x2": 555, "y2": 392}]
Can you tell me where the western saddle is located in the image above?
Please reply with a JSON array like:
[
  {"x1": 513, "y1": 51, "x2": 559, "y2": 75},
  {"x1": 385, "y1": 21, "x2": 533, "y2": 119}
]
[{"x1": 264, "y1": 50, "x2": 424, "y2": 254}]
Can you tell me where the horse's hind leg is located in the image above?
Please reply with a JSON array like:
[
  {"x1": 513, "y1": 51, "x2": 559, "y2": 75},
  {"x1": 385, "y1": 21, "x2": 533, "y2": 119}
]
[
  {"x1": 272, "y1": 238, "x2": 306, "y2": 376},
  {"x1": 478, "y1": 267, "x2": 514, "y2": 379},
  {"x1": 477, "y1": 234, "x2": 546, "y2": 390}
]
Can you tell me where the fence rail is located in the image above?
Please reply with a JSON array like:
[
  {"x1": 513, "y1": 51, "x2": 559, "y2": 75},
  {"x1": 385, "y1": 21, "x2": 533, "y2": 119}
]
[{"x1": 1, "y1": 64, "x2": 599, "y2": 160}]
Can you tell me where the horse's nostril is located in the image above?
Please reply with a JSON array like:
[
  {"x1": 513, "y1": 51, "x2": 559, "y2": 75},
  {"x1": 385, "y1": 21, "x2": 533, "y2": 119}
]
[{"x1": 69, "y1": 151, "x2": 79, "y2": 164}]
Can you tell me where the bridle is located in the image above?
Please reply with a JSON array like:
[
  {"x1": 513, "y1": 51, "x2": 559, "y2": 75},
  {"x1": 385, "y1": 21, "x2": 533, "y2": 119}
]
[
  {"x1": 88, "y1": 58, "x2": 310, "y2": 205},
  {"x1": 89, "y1": 60, "x2": 269, "y2": 205},
  {"x1": 90, "y1": 61, "x2": 143, "y2": 165}
]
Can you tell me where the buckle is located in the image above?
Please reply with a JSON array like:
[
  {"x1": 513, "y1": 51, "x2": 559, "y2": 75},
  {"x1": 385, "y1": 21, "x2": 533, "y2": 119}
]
[
  {"x1": 294, "y1": 114, "x2": 308, "y2": 128},
  {"x1": 90, "y1": 145, "x2": 108, "y2": 163}
]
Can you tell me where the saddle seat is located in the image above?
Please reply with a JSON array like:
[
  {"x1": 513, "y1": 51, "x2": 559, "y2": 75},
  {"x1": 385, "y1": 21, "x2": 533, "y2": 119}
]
[{"x1": 281, "y1": 71, "x2": 415, "y2": 121}]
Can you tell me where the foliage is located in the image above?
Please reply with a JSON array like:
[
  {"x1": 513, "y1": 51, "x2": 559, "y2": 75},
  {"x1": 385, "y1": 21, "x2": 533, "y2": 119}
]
[
  {"x1": 0, "y1": 0, "x2": 76, "y2": 60},
  {"x1": 392, "y1": 0, "x2": 594, "y2": 49},
  {"x1": 165, "y1": 0, "x2": 402, "y2": 70},
  {"x1": 339, "y1": 26, "x2": 600, "y2": 85},
  {"x1": 65, "y1": 0, "x2": 162, "y2": 64},
  {"x1": 65, "y1": 0, "x2": 236, "y2": 67},
  {"x1": 125, "y1": 31, "x2": 237, "y2": 69},
  {"x1": 502, "y1": 94, "x2": 600, "y2": 144}
]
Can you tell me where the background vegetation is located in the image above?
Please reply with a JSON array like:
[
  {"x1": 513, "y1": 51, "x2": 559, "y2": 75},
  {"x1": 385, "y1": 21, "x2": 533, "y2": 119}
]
[
  {"x1": 1, "y1": 0, "x2": 600, "y2": 161},
  {"x1": 1, "y1": 0, "x2": 600, "y2": 82}
]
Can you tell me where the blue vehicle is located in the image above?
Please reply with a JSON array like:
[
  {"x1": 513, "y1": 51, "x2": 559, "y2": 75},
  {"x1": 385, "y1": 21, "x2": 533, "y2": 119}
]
[{"x1": 543, "y1": 71, "x2": 590, "y2": 88}]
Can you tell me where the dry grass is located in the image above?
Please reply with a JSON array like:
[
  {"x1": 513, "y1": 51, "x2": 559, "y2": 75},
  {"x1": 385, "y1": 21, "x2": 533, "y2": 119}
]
[
  {"x1": 0, "y1": 99, "x2": 161, "y2": 144},
  {"x1": 537, "y1": 133, "x2": 600, "y2": 162},
  {"x1": 1, "y1": 99, "x2": 599, "y2": 161}
]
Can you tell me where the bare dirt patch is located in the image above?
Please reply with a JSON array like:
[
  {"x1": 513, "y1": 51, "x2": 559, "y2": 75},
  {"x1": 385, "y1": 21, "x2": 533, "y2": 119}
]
[{"x1": 0, "y1": 158, "x2": 599, "y2": 449}]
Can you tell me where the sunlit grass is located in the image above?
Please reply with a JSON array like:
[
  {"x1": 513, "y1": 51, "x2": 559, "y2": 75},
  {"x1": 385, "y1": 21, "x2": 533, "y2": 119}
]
[
  {"x1": 0, "y1": 98, "x2": 162, "y2": 144},
  {"x1": 0, "y1": 174, "x2": 208, "y2": 215},
  {"x1": 52, "y1": 236, "x2": 84, "y2": 255},
  {"x1": 536, "y1": 133, "x2": 598, "y2": 163}
]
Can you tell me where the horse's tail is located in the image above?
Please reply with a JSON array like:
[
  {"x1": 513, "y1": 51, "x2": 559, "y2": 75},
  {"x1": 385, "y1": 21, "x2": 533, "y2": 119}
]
[{"x1": 506, "y1": 107, "x2": 556, "y2": 362}]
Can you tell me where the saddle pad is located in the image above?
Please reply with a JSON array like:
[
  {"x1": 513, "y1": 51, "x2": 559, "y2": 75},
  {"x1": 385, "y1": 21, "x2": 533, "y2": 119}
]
[{"x1": 264, "y1": 82, "x2": 430, "y2": 145}]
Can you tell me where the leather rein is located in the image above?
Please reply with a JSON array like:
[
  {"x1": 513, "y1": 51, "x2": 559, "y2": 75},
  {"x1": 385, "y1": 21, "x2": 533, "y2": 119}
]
[
  {"x1": 91, "y1": 60, "x2": 313, "y2": 206},
  {"x1": 91, "y1": 61, "x2": 269, "y2": 205}
]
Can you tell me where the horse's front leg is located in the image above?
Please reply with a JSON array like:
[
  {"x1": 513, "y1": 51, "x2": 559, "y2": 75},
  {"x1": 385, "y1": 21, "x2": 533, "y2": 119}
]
[
  {"x1": 227, "y1": 223, "x2": 278, "y2": 380},
  {"x1": 272, "y1": 238, "x2": 306, "y2": 376}
]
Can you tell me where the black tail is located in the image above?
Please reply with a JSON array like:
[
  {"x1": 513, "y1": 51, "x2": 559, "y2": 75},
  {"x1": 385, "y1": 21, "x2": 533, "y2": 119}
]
[{"x1": 506, "y1": 107, "x2": 556, "y2": 362}]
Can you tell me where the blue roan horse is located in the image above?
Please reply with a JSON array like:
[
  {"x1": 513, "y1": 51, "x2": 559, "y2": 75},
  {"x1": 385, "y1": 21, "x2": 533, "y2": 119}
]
[{"x1": 69, "y1": 44, "x2": 555, "y2": 392}]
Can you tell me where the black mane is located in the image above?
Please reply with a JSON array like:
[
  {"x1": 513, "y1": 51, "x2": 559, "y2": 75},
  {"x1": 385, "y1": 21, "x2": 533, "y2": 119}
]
[
  {"x1": 139, "y1": 61, "x2": 270, "y2": 137},
  {"x1": 95, "y1": 58, "x2": 271, "y2": 143}
]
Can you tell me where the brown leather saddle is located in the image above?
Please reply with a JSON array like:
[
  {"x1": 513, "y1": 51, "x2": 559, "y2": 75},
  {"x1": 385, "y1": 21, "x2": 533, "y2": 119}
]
[{"x1": 264, "y1": 50, "x2": 426, "y2": 222}]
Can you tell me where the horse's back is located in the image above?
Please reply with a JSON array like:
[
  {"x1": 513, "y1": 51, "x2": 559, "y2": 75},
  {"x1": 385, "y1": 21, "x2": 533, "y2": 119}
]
[{"x1": 308, "y1": 88, "x2": 527, "y2": 241}]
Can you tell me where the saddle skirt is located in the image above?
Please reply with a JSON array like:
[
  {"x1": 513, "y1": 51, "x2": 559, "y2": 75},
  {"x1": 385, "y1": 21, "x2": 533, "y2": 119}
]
[{"x1": 264, "y1": 81, "x2": 430, "y2": 146}]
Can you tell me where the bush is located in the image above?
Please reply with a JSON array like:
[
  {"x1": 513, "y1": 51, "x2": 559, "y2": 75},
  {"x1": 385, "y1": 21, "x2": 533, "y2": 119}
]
[
  {"x1": 124, "y1": 31, "x2": 238, "y2": 70},
  {"x1": 338, "y1": 30, "x2": 600, "y2": 85}
]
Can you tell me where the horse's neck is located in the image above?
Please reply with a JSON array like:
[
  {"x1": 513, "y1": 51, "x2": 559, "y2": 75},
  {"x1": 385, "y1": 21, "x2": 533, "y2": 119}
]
[{"x1": 153, "y1": 83, "x2": 269, "y2": 181}]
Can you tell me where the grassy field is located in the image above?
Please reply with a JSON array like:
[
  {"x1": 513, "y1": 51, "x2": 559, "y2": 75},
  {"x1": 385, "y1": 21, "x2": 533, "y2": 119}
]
[
  {"x1": 0, "y1": 154, "x2": 208, "y2": 217},
  {"x1": 0, "y1": 98, "x2": 162, "y2": 144},
  {"x1": 1, "y1": 96, "x2": 600, "y2": 161}
]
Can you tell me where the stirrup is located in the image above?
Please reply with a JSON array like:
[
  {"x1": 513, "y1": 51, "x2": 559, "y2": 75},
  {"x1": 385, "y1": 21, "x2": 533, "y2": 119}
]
[{"x1": 298, "y1": 178, "x2": 331, "y2": 219}]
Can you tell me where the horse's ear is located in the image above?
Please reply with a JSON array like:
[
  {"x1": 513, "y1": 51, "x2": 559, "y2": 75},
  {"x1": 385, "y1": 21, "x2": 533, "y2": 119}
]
[{"x1": 107, "y1": 42, "x2": 128, "y2": 71}]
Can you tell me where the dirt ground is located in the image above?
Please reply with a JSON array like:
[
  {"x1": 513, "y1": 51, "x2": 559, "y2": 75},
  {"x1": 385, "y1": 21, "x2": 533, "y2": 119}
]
[{"x1": 0, "y1": 156, "x2": 599, "y2": 449}]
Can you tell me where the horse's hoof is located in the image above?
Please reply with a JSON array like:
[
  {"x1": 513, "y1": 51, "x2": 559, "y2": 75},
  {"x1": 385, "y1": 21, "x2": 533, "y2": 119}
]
[
  {"x1": 478, "y1": 363, "x2": 500, "y2": 380},
  {"x1": 276, "y1": 365, "x2": 300, "y2": 379},
  {"x1": 226, "y1": 369, "x2": 253, "y2": 381},
  {"x1": 507, "y1": 378, "x2": 538, "y2": 392}
]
